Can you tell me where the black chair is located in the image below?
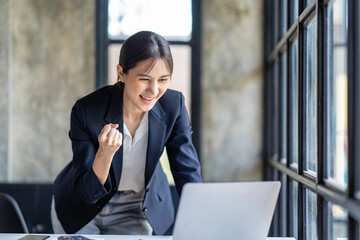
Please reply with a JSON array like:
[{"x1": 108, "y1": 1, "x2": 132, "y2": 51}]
[
  {"x1": 0, "y1": 183, "x2": 53, "y2": 233},
  {"x1": 0, "y1": 193, "x2": 29, "y2": 233}
]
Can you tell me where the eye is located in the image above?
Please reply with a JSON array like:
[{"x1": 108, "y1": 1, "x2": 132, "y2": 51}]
[
  {"x1": 139, "y1": 78, "x2": 150, "y2": 81},
  {"x1": 159, "y1": 78, "x2": 169, "y2": 82}
]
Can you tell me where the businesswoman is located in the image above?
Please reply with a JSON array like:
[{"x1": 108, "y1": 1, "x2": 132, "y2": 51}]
[{"x1": 51, "y1": 31, "x2": 202, "y2": 235}]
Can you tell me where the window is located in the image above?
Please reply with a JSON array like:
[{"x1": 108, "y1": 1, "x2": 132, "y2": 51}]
[
  {"x1": 304, "y1": 16, "x2": 317, "y2": 175},
  {"x1": 279, "y1": 173, "x2": 288, "y2": 235},
  {"x1": 279, "y1": 0, "x2": 287, "y2": 39},
  {"x1": 289, "y1": 180, "x2": 298, "y2": 239},
  {"x1": 303, "y1": 0, "x2": 314, "y2": 9},
  {"x1": 289, "y1": 38, "x2": 299, "y2": 167},
  {"x1": 279, "y1": 52, "x2": 287, "y2": 162},
  {"x1": 289, "y1": 0, "x2": 299, "y2": 26},
  {"x1": 328, "y1": 203, "x2": 348, "y2": 239},
  {"x1": 265, "y1": 0, "x2": 360, "y2": 239},
  {"x1": 305, "y1": 189, "x2": 317, "y2": 240},
  {"x1": 107, "y1": 0, "x2": 192, "y2": 41},
  {"x1": 326, "y1": 0, "x2": 348, "y2": 189}
]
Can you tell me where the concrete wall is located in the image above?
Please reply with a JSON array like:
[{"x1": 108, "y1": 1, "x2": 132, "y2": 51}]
[
  {"x1": 1, "y1": 0, "x2": 95, "y2": 182},
  {"x1": 0, "y1": 0, "x2": 10, "y2": 181},
  {"x1": 201, "y1": 0, "x2": 264, "y2": 181}
]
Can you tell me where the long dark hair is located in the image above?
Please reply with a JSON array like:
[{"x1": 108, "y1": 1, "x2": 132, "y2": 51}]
[{"x1": 119, "y1": 31, "x2": 173, "y2": 75}]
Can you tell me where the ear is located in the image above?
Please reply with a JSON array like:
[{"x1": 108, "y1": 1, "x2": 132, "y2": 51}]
[{"x1": 117, "y1": 64, "x2": 125, "y2": 83}]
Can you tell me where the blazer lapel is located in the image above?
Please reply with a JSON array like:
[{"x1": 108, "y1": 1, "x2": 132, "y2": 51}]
[
  {"x1": 145, "y1": 101, "x2": 167, "y2": 186},
  {"x1": 104, "y1": 84, "x2": 124, "y2": 189}
]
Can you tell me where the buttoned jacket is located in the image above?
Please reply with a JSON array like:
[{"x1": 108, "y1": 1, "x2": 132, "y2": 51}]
[{"x1": 53, "y1": 83, "x2": 202, "y2": 234}]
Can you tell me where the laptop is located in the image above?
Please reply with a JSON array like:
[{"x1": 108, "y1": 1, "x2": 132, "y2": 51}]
[{"x1": 172, "y1": 181, "x2": 281, "y2": 240}]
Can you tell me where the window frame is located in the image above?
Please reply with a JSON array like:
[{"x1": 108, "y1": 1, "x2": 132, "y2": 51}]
[{"x1": 264, "y1": 0, "x2": 360, "y2": 239}]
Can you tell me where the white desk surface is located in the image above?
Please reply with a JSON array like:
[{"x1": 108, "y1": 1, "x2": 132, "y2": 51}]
[{"x1": 0, "y1": 234, "x2": 296, "y2": 240}]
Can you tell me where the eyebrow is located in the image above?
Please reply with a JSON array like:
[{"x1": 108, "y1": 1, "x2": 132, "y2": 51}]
[{"x1": 138, "y1": 73, "x2": 170, "y2": 78}]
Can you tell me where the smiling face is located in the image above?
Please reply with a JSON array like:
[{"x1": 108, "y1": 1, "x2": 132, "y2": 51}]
[{"x1": 117, "y1": 58, "x2": 171, "y2": 117}]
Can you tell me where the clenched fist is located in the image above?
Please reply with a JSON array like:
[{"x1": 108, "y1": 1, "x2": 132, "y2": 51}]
[
  {"x1": 93, "y1": 123, "x2": 123, "y2": 185},
  {"x1": 98, "y1": 123, "x2": 123, "y2": 156}
]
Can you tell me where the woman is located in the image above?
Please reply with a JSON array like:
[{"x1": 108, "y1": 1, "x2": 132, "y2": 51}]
[{"x1": 51, "y1": 31, "x2": 202, "y2": 235}]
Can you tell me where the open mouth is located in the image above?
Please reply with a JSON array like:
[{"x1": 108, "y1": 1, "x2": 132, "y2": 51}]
[{"x1": 140, "y1": 95, "x2": 156, "y2": 104}]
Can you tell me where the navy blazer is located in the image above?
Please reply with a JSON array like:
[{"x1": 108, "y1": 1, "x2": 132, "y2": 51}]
[{"x1": 53, "y1": 83, "x2": 202, "y2": 234}]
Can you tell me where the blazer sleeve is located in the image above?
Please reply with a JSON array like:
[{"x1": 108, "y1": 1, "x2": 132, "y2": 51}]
[
  {"x1": 165, "y1": 93, "x2": 202, "y2": 195},
  {"x1": 69, "y1": 101, "x2": 112, "y2": 204}
]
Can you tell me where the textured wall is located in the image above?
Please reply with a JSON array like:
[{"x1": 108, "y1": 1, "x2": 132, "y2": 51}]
[
  {"x1": 0, "y1": 0, "x2": 9, "y2": 181},
  {"x1": 201, "y1": 0, "x2": 264, "y2": 181},
  {"x1": 6, "y1": 0, "x2": 95, "y2": 182}
]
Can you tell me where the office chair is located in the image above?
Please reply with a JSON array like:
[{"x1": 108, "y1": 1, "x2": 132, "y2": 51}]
[{"x1": 0, "y1": 192, "x2": 29, "y2": 233}]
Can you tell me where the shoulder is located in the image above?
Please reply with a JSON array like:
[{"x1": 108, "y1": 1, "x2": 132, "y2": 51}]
[
  {"x1": 72, "y1": 84, "x2": 119, "y2": 113},
  {"x1": 76, "y1": 85, "x2": 114, "y2": 106},
  {"x1": 155, "y1": 89, "x2": 187, "y2": 123},
  {"x1": 158, "y1": 88, "x2": 184, "y2": 110}
]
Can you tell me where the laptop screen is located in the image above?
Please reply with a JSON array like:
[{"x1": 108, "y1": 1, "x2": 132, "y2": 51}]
[{"x1": 172, "y1": 181, "x2": 281, "y2": 240}]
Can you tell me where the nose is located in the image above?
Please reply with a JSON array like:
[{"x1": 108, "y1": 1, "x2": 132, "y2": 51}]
[{"x1": 148, "y1": 80, "x2": 159, "y2": 96}]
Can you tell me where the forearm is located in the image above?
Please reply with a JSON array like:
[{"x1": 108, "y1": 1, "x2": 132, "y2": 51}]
[{"x1": 92, "y1": 149, "x2": 114, "y2": 185}]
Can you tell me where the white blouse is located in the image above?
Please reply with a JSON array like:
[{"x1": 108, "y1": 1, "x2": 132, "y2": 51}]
[{"x1": 118, "y1": 112, "x2": 149, "y2": 192}]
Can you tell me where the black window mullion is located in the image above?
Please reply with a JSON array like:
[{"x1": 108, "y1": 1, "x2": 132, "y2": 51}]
[
  {"x1": 349, "y1": 221, "x2": 360, "y2": 240},
  {"x1": 279, "y1": 173, "x2": 287, "y2": 236},
  {"x1": 265, "y1": 0, "x2": 273, "y2": 57},
  {"x1": 286, "y1": 31, "x2": 296, "y2": 237},
  {"x1": 268, "y1": 63, "x2": 277, "y2": 159},
  {"x1": 317, "y1": 196, "x2": 328, "y2": 239},
  {"x1": 347, "y1": 0, "x2": 360, "y2": 201},
  {"x1": 265, "y1": 65, "x2": 273, "y2": 160},
  {"x1": 297, "y1": 10, "x2": 305, "y2": 239},
  {"x1": 274, "y1": 60, "x2": 280, "y2": 159},
  {"x1": 316, "y1": 0, "x2": 325, "y2": 185},
  {"x1": 274, "y1": 0, "x2": 279, "y2": 46},
  {"x1": 286, "y1": 39, "x2": 291, "y2": 168},
  {"x1": 190, "y1": 0, "x2": 202, "y2": 158},
  {"x1": 298, "y1": 15, "x2": 304, "y2": 178},
  {"x1": 322, "y1": 0, "x2": 331, "y2": 182},
  {"x1": 279, "y1": 0, "x2": 287, "y2": 40},
  {"x1": 348, "y1": 0, "x2": 360, "y2": 239},
  {"x1": 286, "y1": 176, "x2": 293, "y2": 236},
  {"x1": 96, "y1": 0, "x2": 109, "y2": 89},
  {"x1": 271, "y1": 170, "x2": 280, "y2": 237},
  {"x1": 298, "y1": 183, "x2": 305, "y2": 240},
  {"x1": 264, "y1": 60, "x2": 276, "y2": 184},
  {"x1": 316, "y1": 1, "x2": 326, "y2": 238}
]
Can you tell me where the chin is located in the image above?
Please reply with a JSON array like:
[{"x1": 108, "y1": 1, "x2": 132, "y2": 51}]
[
  {"x1": 138, "y1": 99, "x2": 157, "y2": 111},
  {"x1": 138, "y1": 104, "x2": 155, "y2": 112}
]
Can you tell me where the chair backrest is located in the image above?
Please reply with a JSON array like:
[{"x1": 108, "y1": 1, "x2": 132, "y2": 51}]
[
  {"x1": 0, "y1": 193, "x2": 29, "y2": 233},
  {"x1": 0, "y1": 183, "x2": 54, "y2": 233}
]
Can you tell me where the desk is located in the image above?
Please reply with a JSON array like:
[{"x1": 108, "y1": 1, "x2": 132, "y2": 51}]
[{"x1": 0, "y1": 234, "x2": 296, "y2": 240}]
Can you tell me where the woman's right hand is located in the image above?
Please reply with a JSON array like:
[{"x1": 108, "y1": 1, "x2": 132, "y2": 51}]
[
  {"x1": 92, "y1": 123, "x2": 123, "y2": 185},
  {"x1": 97, "y1": 123, "x2": 122, "y2": 157}
]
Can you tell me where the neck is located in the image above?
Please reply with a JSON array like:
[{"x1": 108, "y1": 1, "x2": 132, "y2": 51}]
[
  {"x1": 123, "y1": 108, "x2": 144, "y2": 121},
  {"x1": 122, "y1": 97, "x2": 144, "y2": 121}
]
